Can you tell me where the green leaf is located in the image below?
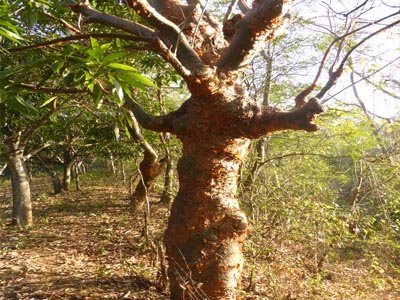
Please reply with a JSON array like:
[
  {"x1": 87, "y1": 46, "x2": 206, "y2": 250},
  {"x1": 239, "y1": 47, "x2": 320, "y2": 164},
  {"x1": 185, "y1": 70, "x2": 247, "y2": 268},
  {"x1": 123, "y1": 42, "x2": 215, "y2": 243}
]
[
  {"x1": 112, "y1": 79, "x2": 124, "y2": 103},
  {"x1": 92, "y1": 83, "x2": 102, "y2": 104},
  {"x1": 107, "y1": 63, "x2": 138, "y2": 72},
  {"x1": 117, "y1": 73, "x2": 157, "y2": 90},
  {"x1": 52, "y1": 61, "x2": 65, "y2": 74},
  {"x1": 7, "y1": 96, "x2": 37, "y2": 113},
  {"x1": 125, "y1": 72, "x2": 157, "y2": 88},
  {"x1": 40, "y1": 96, "x2": 57, "y2": 108},
  {"x1": 0, "y1": 27, "x2": 24, "y2": 43},
  {"x1": 103, "y1": 52, "x2": 126, "y2": 63}
]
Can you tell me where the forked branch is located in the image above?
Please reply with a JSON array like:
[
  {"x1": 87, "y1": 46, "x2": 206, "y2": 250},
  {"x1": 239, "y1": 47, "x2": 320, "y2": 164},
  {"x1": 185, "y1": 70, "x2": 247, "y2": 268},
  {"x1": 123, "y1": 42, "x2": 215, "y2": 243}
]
[
  {"x1": 217, "y1": 0, "x2": 291, "y2": 75},
  {"x1": 66, "y1": 1, "x2": 202, "y2": 78},
  {"x1": 295, "y1": 9, "x2": 400, "y2": 105},
  {"x1": 318, "y1": 16, "x2": 400, "y2": 102},
  {"x1": 125, "y1": 0, "x2": 206, "y2": 75}
]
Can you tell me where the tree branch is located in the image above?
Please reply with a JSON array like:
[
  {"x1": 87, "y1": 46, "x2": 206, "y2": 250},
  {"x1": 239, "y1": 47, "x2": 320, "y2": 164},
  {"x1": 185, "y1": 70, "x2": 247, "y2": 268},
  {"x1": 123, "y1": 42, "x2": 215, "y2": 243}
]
[
  {"x1": 258, "y1": 152, "x2": 350, "y2": 167},
  {"x1": 125, "y1": 0, "x2": 207, "y2": 75},
  {"x1": 318, "y1": 16, "x2": 400, "y2": 101},
  {"x1": 24, "y1": 142, "x2": 54, "y2": 160},
  {"x1": 217, "y1": 0, "x2": 291, "y2": 75},
  {"x1": 67, "y1": 1, "x2": 204, "y2": 78},
  {"x1": 11, "y1": 82, "x2": 86, "y2": 94},
  {"x1": 244, "y1": 98, "x2": 324, "y2": 139},
  {"x1": 295, "y1": 9, "x2": 400, "y2": 105},
  {"x1": 125, "y1": 109, "x2": 159, "y2": 159},
  {"x1": 21, "y1": 107, "x2": 57, "y2": 146},
  {"x1": 0, "y1": 163, "x2": 7, "y2": 176},
  {"x1": 43, "y1": 11, "x2": 81, "y2": 34},
  {"x1": 3, "y1": 33, "x2": 154, "y2": 54},
  {"x1": 323, "y1": 56, "x2": 400, "y2": 103},
  {"x1": 123, "y1": 96, "x2": 179, "y2": 133},
  {"x1": 66, "y1": 1, "x2": 156, "y2": 39}
]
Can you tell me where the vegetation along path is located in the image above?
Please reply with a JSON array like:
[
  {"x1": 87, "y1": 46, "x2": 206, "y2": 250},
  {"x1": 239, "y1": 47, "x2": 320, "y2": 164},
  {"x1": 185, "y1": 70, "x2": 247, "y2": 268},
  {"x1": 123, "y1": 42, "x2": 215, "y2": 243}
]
[{"x1": 1, "y1": 173, "x2": 399, "y2": 299}]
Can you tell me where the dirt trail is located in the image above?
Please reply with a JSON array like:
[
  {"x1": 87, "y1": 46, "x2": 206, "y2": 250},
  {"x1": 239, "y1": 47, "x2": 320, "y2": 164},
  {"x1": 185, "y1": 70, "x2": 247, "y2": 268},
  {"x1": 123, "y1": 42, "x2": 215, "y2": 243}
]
[{"x1": 0, "y1": 177, "x2": 169, "y2": 300}]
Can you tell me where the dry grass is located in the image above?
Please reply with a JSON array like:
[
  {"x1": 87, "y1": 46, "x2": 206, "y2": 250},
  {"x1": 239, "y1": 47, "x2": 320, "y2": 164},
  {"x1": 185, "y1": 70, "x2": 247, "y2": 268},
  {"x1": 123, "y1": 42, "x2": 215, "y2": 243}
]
[
  {"x1": 0, "y1": 175, "x2": 169, "y2": 300},
  {"x1": 1, "y1": 173, "x2": 399, "y2": 300}
]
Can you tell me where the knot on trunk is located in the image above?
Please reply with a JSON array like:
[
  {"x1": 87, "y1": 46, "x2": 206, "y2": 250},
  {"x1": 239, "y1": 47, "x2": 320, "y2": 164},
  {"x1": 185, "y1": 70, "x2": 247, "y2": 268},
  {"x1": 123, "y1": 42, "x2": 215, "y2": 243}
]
[{"x1": 218, "y1": 208, "x2": 249, "y2": 239}]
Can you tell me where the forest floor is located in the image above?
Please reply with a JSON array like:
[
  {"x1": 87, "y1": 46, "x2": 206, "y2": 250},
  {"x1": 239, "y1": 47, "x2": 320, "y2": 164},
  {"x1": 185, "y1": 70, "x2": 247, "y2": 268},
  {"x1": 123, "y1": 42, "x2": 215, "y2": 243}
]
[
  {"x1": 0, "y1": 174, "x2": 170, "y2": 300},
  {"x1": 0, "y1": 173, "x2": 399, "y2": 300}
]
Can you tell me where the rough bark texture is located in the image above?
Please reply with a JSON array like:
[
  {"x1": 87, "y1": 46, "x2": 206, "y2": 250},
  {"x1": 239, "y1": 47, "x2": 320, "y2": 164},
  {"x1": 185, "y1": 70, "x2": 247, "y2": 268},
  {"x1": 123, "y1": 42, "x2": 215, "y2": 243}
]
[
  {"x1": 165, "y1": 131, "x2": 250, "y2": 298},
  {"x1": 67, "y1": 1, "x2": 325, "y2": 299},
  {"x1": 164, "y1": 91, "x2": 321, "y2": 299},
  {"x1": 130, "y1": 149, "x2": 165, "y2": 211}
]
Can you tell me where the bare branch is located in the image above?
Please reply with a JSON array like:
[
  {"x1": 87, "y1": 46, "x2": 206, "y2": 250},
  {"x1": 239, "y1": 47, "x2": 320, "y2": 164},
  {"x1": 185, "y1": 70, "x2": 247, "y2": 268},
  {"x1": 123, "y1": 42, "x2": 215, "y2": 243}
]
[
  {"x1": 217, "y1": 0, "x2": 291, "y2": 75},
  {"x1": 3, "y1": 33, "x2": 152, "y2": 54},
  {"x1": 243, "y1": 98, "x2": 324, "y2": 139},
  {"x1": 125, "y1": 108, "x2": 159, "y2": 159},
  {"x1": 0, "y1": 163, "x2": 7, "y2": 176},
  {"x1": 10, "y1": 82, "x2": 86, "y2": 94},
  {"x1": 125, "y1": 0, "x2": 207, "y2": 75},
  {"x1": 224, "y1": 0, "x2": 240, "y2": 22},
  {"x1": 188, "y1": 0, "x2": 221, "y2": 29},
  {"x1": 123, "y1": 96, "x2": 179, "y2": 133},
  {"x1": 322, "y1": 56, "x2": 400, "y2": 103},
  {"x1": 258, "y1": 152, "x2": 350, "y2": 167},
  {"x1": 351, "y1": 66, "x2": 400, "y2": 100},
  {"x1": 295, "y1": 9, "x2": 400, "y2": 105},
  {"x1": 238, "y1": 0, "x2": 250, "y2": 14},
  {"x1": 66, "y1": 1, "x2": 156, "y2": 39},
  {"x1": 43, "y1": 11, "x2": 81, "y2": 34},
  {"x1": 318, "y1": 16, "x2": 400, "y2": 101}
]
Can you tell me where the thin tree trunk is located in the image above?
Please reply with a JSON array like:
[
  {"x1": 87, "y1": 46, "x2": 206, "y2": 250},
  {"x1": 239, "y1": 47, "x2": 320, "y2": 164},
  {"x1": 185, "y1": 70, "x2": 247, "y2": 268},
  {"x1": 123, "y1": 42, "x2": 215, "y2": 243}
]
[
  {"x1": 120, "y1": 160, "x2": 127, "y2": 184},
  {"x1": 73, "y1": 163, "x2": 81, "y2": 191},
  {"x1": 242, "y1": 137, "x2": 267, "y2": 191},
  {"x1": 165, "y1": 137, "x2": 250, "y2": 299},
  {"x1": 130, "y1": 149, "x2": 165, "y2": 210},
  {"x1": 7, "y1": 150, "x2": 33, "y2": 227},
  {"x1": 242, "y1": 44, "x2": 273, "y2": 191},
  {"x1": 50, "y1": 169, "x2": 62, "y2": 194},
  {"x1": 36, "y1": 156, "x2": 62, "y2": 194},
  {"x1": 0, "y1": 163, "x2": 7, "y2": 176},
  {"x1": 109, "y1": 151, "x2": 116, "y2": 174},
  {"x1": 160, "y1": 156, "x2": 174, "y2": 204},
  {"x1": 62, "y1": 163, "x2": 73, "y2": 192}
]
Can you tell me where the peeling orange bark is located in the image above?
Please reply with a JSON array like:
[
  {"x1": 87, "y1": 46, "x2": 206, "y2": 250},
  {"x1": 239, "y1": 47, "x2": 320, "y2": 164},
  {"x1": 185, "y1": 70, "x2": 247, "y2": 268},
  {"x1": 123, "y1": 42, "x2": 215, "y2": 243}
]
[{"x1": 67, "y1": 1, "x2": 325, "y2": 299}]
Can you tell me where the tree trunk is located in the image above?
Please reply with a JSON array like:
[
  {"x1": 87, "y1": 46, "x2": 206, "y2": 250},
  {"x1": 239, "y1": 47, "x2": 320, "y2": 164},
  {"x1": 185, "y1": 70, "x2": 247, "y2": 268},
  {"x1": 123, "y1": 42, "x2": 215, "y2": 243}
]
[
  {"x1": 67, "y1": 2, "x2": 325, "y2": 299},
  {"x1": 109, "y1": 151, "x2": 116, "y2": 174},
  {"x1": 165, "y1": 134, "x2": 250, "y2": 299},
  {"x1": 62, "y1": 162, "x2": 73, "y2": 192},
  {"x1": 7, "y1": 150, "x2": 33, "y2": 227},
  {"x1": 242, "y1": 137, "x2": 267, "y2": 191},
  {"x1": 50, "y1": 168, "x2": 62, "y2": 194},
  {"x1": 0, "y1": 163, "x2": 7, "y2": 176},
  {"x1": 73, "y1": 163, "x2": 81, "y2": 191},
  {"x1": 36, "y1": 156, "x2": 62, "y2": 194},
  {"x1": 120, "y1": 160, "x2": 127, "y2": 184},
  {"x1": 130, "y1": 149, "x2": 165, "y2": 210},
  {"x1": 160, "y1": 156, "x2": 174, "y2": 204}
]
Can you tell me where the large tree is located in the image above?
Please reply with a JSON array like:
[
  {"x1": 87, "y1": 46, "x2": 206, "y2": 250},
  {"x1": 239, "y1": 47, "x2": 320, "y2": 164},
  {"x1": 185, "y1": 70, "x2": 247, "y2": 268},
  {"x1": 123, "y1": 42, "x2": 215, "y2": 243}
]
[
  {"x1": 66, "y1": 0, "x2": 399, "y2": 299},
  {"x1": 66, "y1": 1, "x2": 323, "y2": 298},
  {"x1": 3, "y1": 0, "x2": 399, "y2": 298}
]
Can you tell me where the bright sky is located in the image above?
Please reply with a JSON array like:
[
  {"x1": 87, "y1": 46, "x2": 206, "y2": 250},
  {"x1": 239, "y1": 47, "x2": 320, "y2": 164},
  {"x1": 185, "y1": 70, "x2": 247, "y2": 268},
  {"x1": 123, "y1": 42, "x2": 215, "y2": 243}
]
[{"x1": 291, "y1": 0, "x2": 400, "y2": 119}]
